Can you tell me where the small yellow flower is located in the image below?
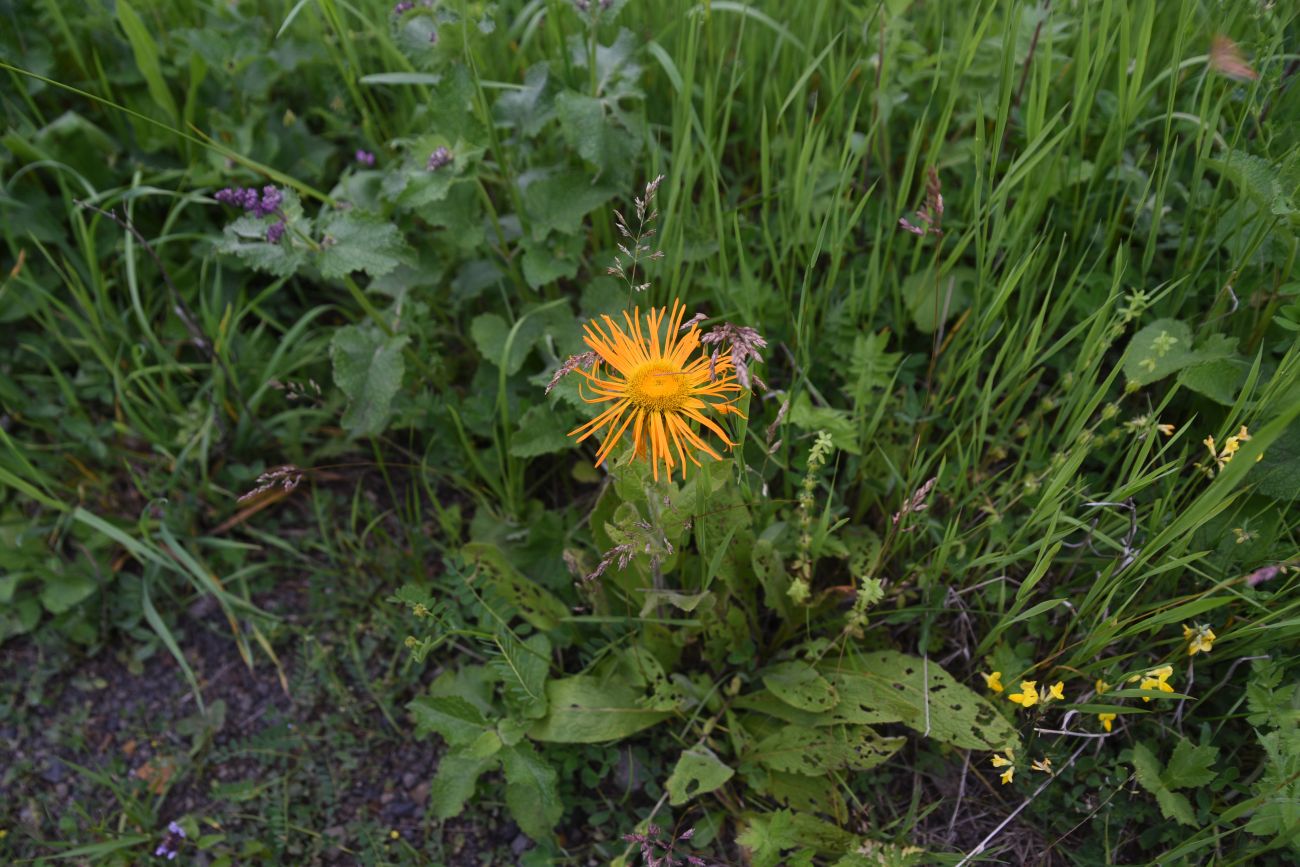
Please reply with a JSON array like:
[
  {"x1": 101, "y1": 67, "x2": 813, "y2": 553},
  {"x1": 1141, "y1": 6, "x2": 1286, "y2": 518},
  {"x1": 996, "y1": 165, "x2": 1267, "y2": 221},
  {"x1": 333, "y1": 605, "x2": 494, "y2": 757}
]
[
  {"x1": 1008, "y1": 680, "x2": 1039, "y2": 708},
  {"x1": 1139, "y1": 665, "x2": 1176, "y2": 702},
  {"x1": 1236, "y1": 425, "x2": 1251, "y2": 442},
  {"x1": 1098, "y1": 712, "x2": 1117, "y2": 732},
  {"x1": 1157, "y1": 423, "x2": 1175, "y2": 436},
  {"x1": 990, "y1": 750, "x2": 1014, "y2": 768},
  {"x1": 1183, "y1": 624, "x2": 1216, "y2": 656},
  {"x1": 1147, "y1": 665, "x2": 1174, "y2": 681},
  {"x1": 982, "y1": 671, "x2": 1004, "y2": 693},
  {"x1": 1046, "y1": 681, "x2": 1065, "y2": 702},
  {"x1": 1000, "y1": 766, "x2": 1015, "y2": 785},
  {"x1": 1203, "y1": 435, "x2": 1217, "y2": 459},
  {"x1": 1031, "y1": 756, "x2": 1053, "y2": 774},
  {"x1": 390, "y1": 830, "x2": 400, "y2": 840},
  {"x1": 1095, "y1": 678, "x2": 1111, "y2": 695}
]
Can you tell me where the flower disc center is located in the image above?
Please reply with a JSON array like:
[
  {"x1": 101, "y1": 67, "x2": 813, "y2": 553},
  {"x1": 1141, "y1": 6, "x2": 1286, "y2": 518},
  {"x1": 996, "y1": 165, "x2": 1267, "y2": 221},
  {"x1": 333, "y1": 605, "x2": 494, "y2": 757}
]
[{"x1": 628, "y1": 361, "x2": 690, "y2": 411}]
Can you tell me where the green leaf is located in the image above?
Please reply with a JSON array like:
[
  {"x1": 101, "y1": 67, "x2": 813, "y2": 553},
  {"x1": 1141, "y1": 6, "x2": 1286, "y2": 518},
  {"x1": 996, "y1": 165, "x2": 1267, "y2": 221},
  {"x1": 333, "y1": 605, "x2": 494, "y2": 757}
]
[
  {"x1": 902, "y1": 268, "x2": 974, "y2": 333},
  {"x1": 521, "y1": 236, "x2": 580, "y2": 288},
  {"x1": 527, "y1": 676, "x2": 672, "y2": 743},
  {"x1": 463, "y1": 542, "x2": 570, "y2": 631},
  {"x1": 501, "y1": 742, "x2": 562, "y2": 841},
  {"x1": 116, "y1": 0, "x2": 178, "y2": 124},
  {"x1": 1163, "y1": 738, "x2": 1219, "y2": 789},
  {"x1": 788, "y1": 393, "x2": 859, "y2": 454},
  {"x1": 666, "y1": 745, "x2": 734, "y2": 806},
  {"x1": 820, "y1": 650, "x2": 1020, "y2": 751},
  {"x1": 317, "y1": 211, "x2": 410, "y2": 279},
  {"x1": 1122, "y1": 319, "x2": 1207, "y2": 385},
  {"x1": 762, "y1": 661, "x2": 840, "y2": 713},
  {"x1": 494, "y1": 63, "x2": 557, "y2": 137},
  {"x1": 493, "y1": 632, "x2": 551, "y2": 720},
  {"x1": 737, "y1": 810, "x2": 801, "y2": 867},
  {"x1": 329, "y1": 325, "x2": 409, "y2": 437},
  {"x1": 429, "y1": 747, "x2": 497, "y2": 819},
  {"x1": 39, "y1": 568, "x2": 98, "y2": 614},
  {"x1": 1177, "y1": 357, "x2": 1251, "y2": 405},
  {"x1": 408, "y1": 695, "x2": 491, "y2": 747},
  {"x1": 1253, "y1": 421, "x2": 1300, "y2": 502},
  {"x1": 555, "y1": 91, "x2": 641, "y2": 179},
  {"x1": 1131, "y1": 741, "x2": 1198, "y2": 827},
  {"x1": 847, "y1": 330, "x2": 901, "y2": 403},
  {"x1": 509, "y1": 405, "x2": 572, "y2": 458},
  {"x1": 523, "y1": 169, "x2": 616, "y2": 236},
  {"x1": 749, "y1": 724, "x2": 903, "y2": 775},
  {"x1": 217, "y1": 204, "x2": 308, "y2": 278}
]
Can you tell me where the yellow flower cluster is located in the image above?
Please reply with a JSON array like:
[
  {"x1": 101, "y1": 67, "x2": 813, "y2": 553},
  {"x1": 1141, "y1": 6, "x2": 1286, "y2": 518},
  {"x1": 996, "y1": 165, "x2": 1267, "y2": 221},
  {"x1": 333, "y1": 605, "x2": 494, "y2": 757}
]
[
  {"x1": 1132, "y1": 664, "x2": 1175, "y2": 702},
  {"x1": 1183, "y1": 623, "x2": 1216, "y2": 656},
  {"x1": 1203, "y1": 425, "x2": 1257, "y2": 471},
  {"x1": 991, "y1": 676, "x2": 1066, "y2": 709}
]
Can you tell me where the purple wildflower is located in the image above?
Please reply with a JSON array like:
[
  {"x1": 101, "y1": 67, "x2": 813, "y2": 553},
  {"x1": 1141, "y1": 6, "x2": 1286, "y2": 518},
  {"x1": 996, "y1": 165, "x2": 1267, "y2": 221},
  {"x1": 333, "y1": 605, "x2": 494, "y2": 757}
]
[
  {"x1": 426, "y1": 147, "x2": 452, "y2": 171},
  {"x1": 266, "y1": 220, "x2": 287, "y2": 244},
  {"x1": 355, "y1": 149, "x2": 376, "y2": 167},
  {"x1": 393, "y1": 1, "x2": 414, "y2": 13},
  {"x1": 255, "y1": 185, "x2": 283, "y2": 217},
  {"x1": 214, "y1": 185, "x2": 284, "y2": 219},
  {"x1": 154, "y1": 821, "x2": 185, "y2": 860}
]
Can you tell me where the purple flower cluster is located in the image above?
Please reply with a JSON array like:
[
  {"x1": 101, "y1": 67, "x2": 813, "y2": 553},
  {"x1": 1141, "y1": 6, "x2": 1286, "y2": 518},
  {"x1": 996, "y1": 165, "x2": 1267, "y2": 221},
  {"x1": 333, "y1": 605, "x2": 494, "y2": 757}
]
[
  {"x1": 426, "y1": 147, "x2": 452, "y2": 171},
  {"x1": 266, "y1": 220, "x2": 287, "y2": 244},
  {"x1": 154, "y1": 821, "x2": 185, "y2": 860},
  {"x1": 393, "y1": 1, "x2": 414, "y2": 13},
  {"x1": 355, "y1": 149, "x2": 376, "y2": 167},
  {"x1": 214, "y1": 185, "x2": 283, "y2": 218}
]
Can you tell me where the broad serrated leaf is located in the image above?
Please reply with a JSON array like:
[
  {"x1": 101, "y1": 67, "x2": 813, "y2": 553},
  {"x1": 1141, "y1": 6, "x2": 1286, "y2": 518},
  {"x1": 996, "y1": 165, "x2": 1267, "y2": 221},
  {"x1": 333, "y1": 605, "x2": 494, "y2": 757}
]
[
  {"x1": 1177, "y1": 357, "x2": 1251, "y2": 405},
  {"x1": 527, "y1": 676, "x2": 671, "y2": 743},
  {"x1": 1163, "y1": 738, "x2": 1219, "y2": 789},
  {"x1": 329, "y1": 325, "x2": 408, "y2": 437},
  {"x1": 409, "y1": 695, "x2": 491, "y2": 747},
  {"x1": 509, "y1": 404, "x2": 572, "y2": 458},
  {"x1": 521, "y1": 236, "x2": 580, "y2": 288},
  {"x1": 317, "y1": 211, "x2": 409, "y2": 279},
  {"x1": 523, "y1": 168, "x2": 616, "y2": 236},
  {"x1": 429, "y1": 747, "x2": 497, "y2": 819},
  {"x1": 666, "y1": 745, "x2": 734, "y2": 805},
  {"x1": 494, "y1": 63, "x2": 557, "y2": 137},
  {"x1": 820, "y1": 650, "x2": 1019, "y2": 751},
  {"x1": 1122, "y1": 319, "x2": 1197, "y2": 385},
  {"x1": 501, "y1": 742, "x2": 562, "y2": 841},
  {"x1": 762, "y1": 661, "x2": 840, "y2": 713},
  {"x1": 555, "y1": 90, "x2": 641, "y2": 179},
  {"x1": 216, "y1": 190, "x2": 308, "y2": 277}
]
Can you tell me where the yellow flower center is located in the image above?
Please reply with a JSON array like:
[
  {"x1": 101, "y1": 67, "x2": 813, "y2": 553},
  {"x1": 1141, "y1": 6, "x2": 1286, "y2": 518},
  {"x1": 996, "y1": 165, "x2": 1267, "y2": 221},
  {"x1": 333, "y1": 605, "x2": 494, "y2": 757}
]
[{"x1": 627, "y1": 360, "x2": 690, "y2": 411}]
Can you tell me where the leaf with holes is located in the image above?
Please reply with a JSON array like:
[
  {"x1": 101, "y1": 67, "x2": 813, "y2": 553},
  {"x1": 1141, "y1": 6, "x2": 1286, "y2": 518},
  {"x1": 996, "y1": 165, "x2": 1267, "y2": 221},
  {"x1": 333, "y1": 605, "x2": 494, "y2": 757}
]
[
  {"x1": 762, "y1": 661, "x2": 840, "y2": 713},
  {"x1": 820, "y1": 650, "x2": 1019, "y2": 751},
  {"x1": 666, "y1": 745, "x2": 734, "y2": 805},
  {"x1": 750, "y1": 725, "x2": 903, "y2": 775}
]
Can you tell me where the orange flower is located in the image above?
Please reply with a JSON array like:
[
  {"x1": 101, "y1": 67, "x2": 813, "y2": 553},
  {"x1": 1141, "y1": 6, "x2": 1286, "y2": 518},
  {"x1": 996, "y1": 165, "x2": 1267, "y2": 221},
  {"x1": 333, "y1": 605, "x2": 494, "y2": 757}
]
[{"x1": 569, "y1": 300, "x2": 744, "y2": 481}]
